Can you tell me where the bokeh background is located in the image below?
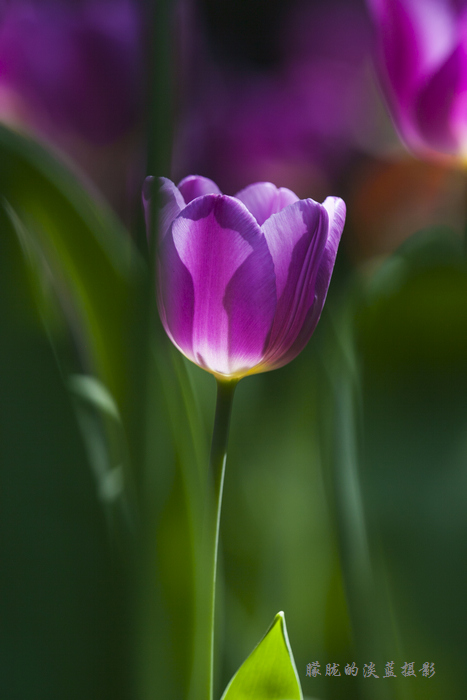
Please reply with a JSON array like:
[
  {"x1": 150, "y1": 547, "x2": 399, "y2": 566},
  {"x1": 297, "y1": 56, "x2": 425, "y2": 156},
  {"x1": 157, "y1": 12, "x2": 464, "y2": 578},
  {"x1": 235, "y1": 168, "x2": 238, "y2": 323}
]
[{"x1": 1, "y1": 0, "x2": 466, "y2": 699}]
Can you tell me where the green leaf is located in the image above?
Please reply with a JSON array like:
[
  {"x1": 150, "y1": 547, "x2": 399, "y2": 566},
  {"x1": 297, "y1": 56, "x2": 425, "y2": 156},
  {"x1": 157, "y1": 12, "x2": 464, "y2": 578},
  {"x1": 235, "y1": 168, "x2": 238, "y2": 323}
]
[
  {"x1": 68, "y1": 374, "x2": 121, "y2": 422},
  {"x1": 0, "y1": 123, "x2": 141, "y2": 411},
  {"x1": 0, "y1": 196, "x2": 129, "y2": 700},
  {"x1": 221, "y1": 612, "x2": 303, "y2": 700}
]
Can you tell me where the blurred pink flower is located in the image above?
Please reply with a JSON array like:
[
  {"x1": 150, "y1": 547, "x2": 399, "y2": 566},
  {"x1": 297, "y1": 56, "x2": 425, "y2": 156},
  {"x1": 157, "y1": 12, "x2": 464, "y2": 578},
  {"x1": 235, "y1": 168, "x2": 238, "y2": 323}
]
[
  {"x1": 368, "y1": 0, "x2": 467, "y2": 162},
  {"x1": 0, "y1": 0, "x2": 146, "y2": 217},
  {"x1": 174, "y1": 0, "x2": 374, "y2": 196},
  {"x1": 0, "y1": 0, "x2": 143, "y2": 143}
]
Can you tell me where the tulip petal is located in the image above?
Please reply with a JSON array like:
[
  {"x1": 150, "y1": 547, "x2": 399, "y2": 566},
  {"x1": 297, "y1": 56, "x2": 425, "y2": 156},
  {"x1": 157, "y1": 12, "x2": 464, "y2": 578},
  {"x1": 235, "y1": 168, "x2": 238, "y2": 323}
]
[
  {"x1": 316, "y1": 197, "x2": 346, "y2": 306},
  {"x1": 415, "y1": 42, "x2": 467, "y2": 154},
  {"x1": 178, "y1": 174, "x2": 221, "y2": 204},
  {"x1": 368, "y1": 0, "x2": 455, "y2": 152},
  {"x1": 271, "y1": 196, "x2": 345, "y2": 369},
  {"x1": 262, "y1": 197, "x2": 344, "y2": 368},
  {"x1": 144, "y1": 176, "x2": 185, "y2": 240},
  {"x1": 235, "y1": 182, "x2": 299, "y2": 226},
  {"x1": 158, "y1": 229, "x2": 195, "y2": 359},
  {"x1": 261, "y1": 199, "x2": 327, "y2": 364},
  {"x1": 170, "y1": 194, "x2": 276, "y2": 376},
  {"x1": 368, "y1": 0, "x2": 454, "y2": 94}
]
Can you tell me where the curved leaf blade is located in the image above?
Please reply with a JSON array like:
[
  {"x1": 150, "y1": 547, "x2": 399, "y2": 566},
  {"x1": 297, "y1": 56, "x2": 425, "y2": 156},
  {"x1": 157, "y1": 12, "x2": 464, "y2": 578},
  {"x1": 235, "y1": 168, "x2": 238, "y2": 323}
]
[{"x1": 221, "y1": 612, "x2": 303, "y2": 700}]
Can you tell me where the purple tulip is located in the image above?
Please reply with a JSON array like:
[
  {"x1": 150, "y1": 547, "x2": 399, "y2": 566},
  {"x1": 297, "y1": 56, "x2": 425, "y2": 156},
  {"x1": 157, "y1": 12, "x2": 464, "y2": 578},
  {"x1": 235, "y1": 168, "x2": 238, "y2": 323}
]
[
  {"x1": 144, "y1": 175, "x2": 345, "y2": 379},
  {"x1": 367, "y1": 0, "x2": 467, "y2": 161}
]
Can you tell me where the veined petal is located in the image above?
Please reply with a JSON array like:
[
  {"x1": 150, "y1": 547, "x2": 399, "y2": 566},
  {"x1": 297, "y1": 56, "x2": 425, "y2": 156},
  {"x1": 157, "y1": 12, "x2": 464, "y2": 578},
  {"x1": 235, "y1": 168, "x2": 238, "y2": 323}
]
[
  {"x1": 178, "y1": 174, "x2": 221, "y2": 203},
  {"x1": 317, "y1": 197, "x2": 346, "y2": 306},
  {"x1": 171, "y1": 194, "x2": 276, "y2": 376},
  {"x1": 262, "y1": 197, "x2": 344, "y2": 368},
  {"x1": 270, "y1": 196, "x2": 345, "y2": 369},
  {"x1": 262, "y1": 199, "x2": 327, "y2": 360},
  {"x1": 262, "y1": 199, "x2": 323, "y2": 302},
  {"x1": 235, "y1": 182, "x2": 299, "y2": 226}
]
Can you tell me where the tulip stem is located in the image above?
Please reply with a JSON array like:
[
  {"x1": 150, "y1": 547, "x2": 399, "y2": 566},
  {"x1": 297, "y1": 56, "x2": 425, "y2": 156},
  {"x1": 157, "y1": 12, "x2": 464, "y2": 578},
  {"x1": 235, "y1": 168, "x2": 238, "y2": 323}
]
[{"x1": 191, "y1": 377, "x2": 238, "y2": 700}]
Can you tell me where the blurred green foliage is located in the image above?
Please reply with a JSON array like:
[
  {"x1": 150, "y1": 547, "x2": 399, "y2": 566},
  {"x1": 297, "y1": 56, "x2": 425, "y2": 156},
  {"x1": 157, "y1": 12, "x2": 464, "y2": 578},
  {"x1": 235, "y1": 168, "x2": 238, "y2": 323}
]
[
  {"x1": 316, "y1": 227, "x2": 467, "y2": 700},
  {"x1": 0, "y1": 157, "x2": 131, "y2": 700}
]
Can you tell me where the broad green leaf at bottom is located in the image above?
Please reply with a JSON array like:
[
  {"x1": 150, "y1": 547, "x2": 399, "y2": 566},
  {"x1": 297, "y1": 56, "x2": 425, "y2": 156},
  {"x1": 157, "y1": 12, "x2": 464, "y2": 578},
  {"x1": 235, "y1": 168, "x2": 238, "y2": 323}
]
[{"x1": 221, "y1": 612, "x2": 303, "y2": 700}]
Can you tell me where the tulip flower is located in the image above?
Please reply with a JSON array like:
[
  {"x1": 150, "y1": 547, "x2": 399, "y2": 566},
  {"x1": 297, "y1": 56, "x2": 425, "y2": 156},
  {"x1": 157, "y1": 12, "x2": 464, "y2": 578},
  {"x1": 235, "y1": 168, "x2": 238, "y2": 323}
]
[
  {"x1": 367, "y1": 0, "x2": 467, "y2": 161},
  {"x1": 144, "y1": 174, "x2": 345, "y2": 700},
  {"x1": 144, "y1": 175, "x2": 346, "y2": 380}
]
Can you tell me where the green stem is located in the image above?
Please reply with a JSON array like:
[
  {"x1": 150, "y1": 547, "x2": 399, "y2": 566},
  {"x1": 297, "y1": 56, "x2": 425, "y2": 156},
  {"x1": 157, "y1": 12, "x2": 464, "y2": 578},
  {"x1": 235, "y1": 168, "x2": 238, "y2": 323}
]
[{"x1": 190, "y1": 377, "x2": 238, "y2": 700}]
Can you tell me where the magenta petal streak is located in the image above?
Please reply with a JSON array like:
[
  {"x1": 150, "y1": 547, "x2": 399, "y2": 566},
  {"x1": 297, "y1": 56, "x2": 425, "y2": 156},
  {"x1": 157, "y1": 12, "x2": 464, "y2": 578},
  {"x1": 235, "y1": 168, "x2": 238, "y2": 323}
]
[
  {"x1": 146, "y1": 177, "x2": 345, "y2": 380},
  {"x1": 367, "y1": 0, "x2": 467, "y2": 160}
]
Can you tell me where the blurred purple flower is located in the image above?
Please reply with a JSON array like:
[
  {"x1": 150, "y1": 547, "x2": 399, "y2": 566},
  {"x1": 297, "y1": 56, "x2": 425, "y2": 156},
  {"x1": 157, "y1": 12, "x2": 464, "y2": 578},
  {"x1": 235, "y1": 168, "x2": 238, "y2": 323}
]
[
  {"x1": 173, "y1": 0, "x2": 374, "y2": 196},
  {"x1": 0, "y1": 0, "x2": 146, "y2": 218},
  {"x1": 0, "y1": 0, "x2": 143, "y2": 144},
  {"x1": 367, "y1": 0, "x2": 467, "y2": 161},
  {"x1": 144, "y1": 175, "x2": 345, "y2": 379}
]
